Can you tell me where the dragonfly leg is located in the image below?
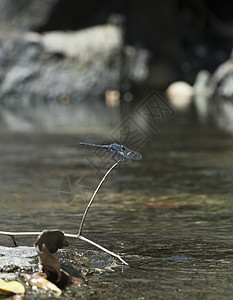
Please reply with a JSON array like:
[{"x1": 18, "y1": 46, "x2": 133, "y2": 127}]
[{"x1": 111, "y1": 150, "x2": 118, "y2": 161}]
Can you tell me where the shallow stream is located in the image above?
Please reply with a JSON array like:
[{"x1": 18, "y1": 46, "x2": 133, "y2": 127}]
[{"x1": 0, "y1": 110, "x2": 233, "y2": 299}]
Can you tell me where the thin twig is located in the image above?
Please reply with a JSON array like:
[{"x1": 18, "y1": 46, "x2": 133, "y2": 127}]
[
  {"x1": 0, "y1": 231, "x2": 128, "y2": 265},
  {"x1": 11, "y1": 236, "x2": 17, "y2": 247},
  {"x1": 0, "y1": 231, "x2": 78, "y2": 239},
  {"x1": 0, "y1": 231, "x2": 41, "y2": 236},
  {"x1": 79, "y1": 235, "x2": 128, "y2": 265},
  {"x1": 0, "y1": 161, "x2": 129, "y2": 265},
  {"x1": 77, "y1": 160, "x2": 120, "y2": 236}
]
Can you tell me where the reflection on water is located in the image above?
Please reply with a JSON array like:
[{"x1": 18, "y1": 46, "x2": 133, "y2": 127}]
[{"x1": 0, "y1": 111, "x2": 233, "y2": 299}]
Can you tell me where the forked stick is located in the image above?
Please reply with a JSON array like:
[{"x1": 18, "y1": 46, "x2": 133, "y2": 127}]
[
  {"x1": 78, "y1": 160, "x2": 120, "y2": 236},
  {"x1": 79, "y1": 235, "x2": 128, "y2": 265},
  {"x1": 77, "y1": 160, "x2": 128, "y2": 265},
  {"x1": 0, "y1": 160, "x2": 129, "y2": 265},
  {"x1": 0, "y1": 231, "x2": 128, "y2": 265}
]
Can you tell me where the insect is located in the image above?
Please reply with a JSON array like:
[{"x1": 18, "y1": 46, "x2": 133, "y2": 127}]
[{"x1": 79, "y1": 142, "x2": 142, "y2": 164}]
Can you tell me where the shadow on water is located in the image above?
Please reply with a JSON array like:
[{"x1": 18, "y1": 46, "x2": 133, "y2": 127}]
[{"x1": 0, "y1": 106, "x2": 233, "y2": 299}]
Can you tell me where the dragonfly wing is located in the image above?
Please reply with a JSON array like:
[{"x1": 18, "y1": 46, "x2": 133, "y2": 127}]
[
  {"x1": 117, "y1": 151, "x2": 132, "y2": 163},
  {"x1": 131, "y1": 151, "x2": 142, "y2": 160},
  {"x1": 124, "y1": 146, "x2": 142, "y2": 161}
]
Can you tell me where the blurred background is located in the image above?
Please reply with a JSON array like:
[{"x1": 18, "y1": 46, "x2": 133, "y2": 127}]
[{"x1": 0, "y1": 0, "x2": 233, "y2": 133}]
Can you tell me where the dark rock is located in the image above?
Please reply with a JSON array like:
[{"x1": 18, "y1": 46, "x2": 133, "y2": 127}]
[{"x1": 0, "y1": 0, "x2": 58, "y2": 31}]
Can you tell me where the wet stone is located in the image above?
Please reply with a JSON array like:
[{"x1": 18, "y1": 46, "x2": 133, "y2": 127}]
[{"x1": 0, "y1": 246, "x2": 37, "y2": 271}]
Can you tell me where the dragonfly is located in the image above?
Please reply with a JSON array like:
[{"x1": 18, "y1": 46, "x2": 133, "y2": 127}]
[{"x1": 80, "y1": 142, "x2": 142, "y2": 164}]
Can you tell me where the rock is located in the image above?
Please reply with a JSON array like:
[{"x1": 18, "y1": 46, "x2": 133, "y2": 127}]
[
  {"x1": 0, "y1": 2, "x2": 156, "y2": 133},
  {"x1": 0, "y1": 17, "x2": 150, "y2": 133},
  {"x1": 125, "y1": 46, "x2": 150, "y2": 83},
  {"x1": 193, "y1": 70, "x2": 211, "y2": 122},
  {"x1": 39, "y1": 24, "x2": 122, "y2": 63},
  {"x1": 166, "y1": 81, "x2": 193, "y2": 110},
  {"x1": 0, "y1": 24, "x2": 123, "y2": 102},
  {"x1": 208, "y1": 50, "x2": 233, "y2": 98},
  {"x1": 0, "y1": 24, "x2": 124, "y2": 132},
  {"x1": 0, "y1": 246, "x2": 37, "y2": 271},
  {"x1": 207, "y1": 50, "x2": 233, "y2": 132}
]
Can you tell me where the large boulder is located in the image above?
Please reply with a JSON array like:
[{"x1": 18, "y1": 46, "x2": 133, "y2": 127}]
[{"x1": 208, "y1": 50, "x2": 233, "y2": 133}]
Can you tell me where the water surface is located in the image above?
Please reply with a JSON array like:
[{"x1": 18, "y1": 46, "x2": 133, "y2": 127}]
[{"x1": 0, "y1": 112, "x2": 233, "y2": 299}]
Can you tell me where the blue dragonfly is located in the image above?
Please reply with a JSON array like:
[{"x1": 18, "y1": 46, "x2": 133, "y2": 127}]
[{"x1": 80, "y1": 142, "x2": 142, "y2": 164}]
